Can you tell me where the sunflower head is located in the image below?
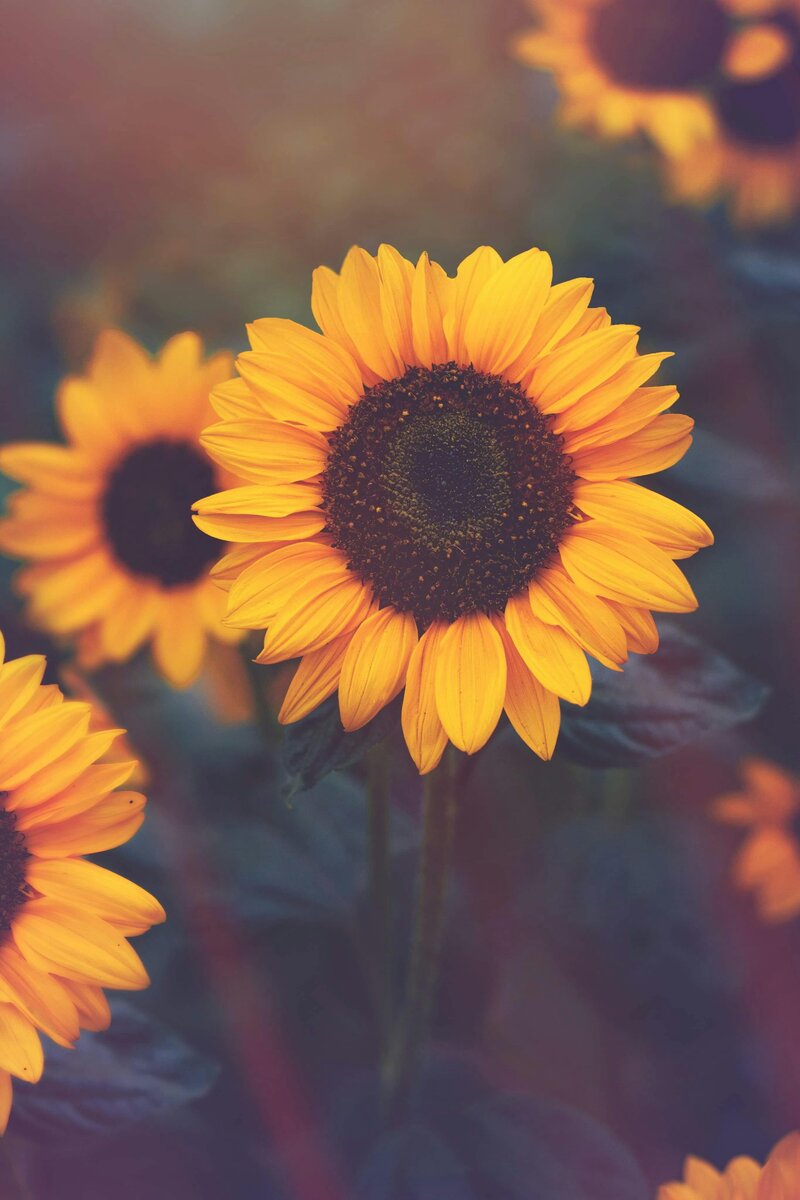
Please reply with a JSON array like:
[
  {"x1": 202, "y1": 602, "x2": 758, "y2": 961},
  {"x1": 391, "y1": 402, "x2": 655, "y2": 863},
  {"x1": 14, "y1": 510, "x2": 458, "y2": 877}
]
[
  {"x1": 0, "y1": 330, "x2": 244, "y2": 688},
  {"x1": 195, "y1": 244, "x2": 712, "y2": 774},
  {"x1": 0, "y1": 631, "x2": 164, "y2": 1131}
]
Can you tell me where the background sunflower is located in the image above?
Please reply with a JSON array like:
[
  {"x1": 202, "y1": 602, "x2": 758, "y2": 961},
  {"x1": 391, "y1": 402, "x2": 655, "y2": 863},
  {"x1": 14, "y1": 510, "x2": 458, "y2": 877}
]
[{"x1": 0, "y1": 331, "x2": 244, "y2": 687}]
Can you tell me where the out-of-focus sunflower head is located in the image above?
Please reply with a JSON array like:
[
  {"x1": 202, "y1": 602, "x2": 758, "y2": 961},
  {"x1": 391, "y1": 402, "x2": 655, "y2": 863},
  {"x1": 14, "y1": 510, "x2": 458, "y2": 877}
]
[
  {"x1": 0, "y1": 632, "x2": 164, "y2": 1131},
  {"x1": 658, "y1": 1131, "x2": 800, "y2": 1198},
  {"x1": 0, "y1": 331, "x2": 246, "y2": 689},
  {"x1": 194, "y1": 244, "x2": 713, "y2": 775}
]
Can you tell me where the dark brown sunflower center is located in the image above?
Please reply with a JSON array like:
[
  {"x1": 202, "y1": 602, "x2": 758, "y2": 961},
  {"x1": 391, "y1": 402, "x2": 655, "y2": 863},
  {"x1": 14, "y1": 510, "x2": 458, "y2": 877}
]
[
  {"x1": 589, "y1": 0, "x2": 728, "y2": 91},
  {"x1": 716, "y1": 50, "x2": 800, "y2": 148},
  {"x1": 0, "y1": 806, "x2": 30, "y2": 938},
  {"x1": 102, "y1": 440, "x2": 218, "y2": 587},
  {"x1": 321, "y1": 362, "x2": 576, "y2": 625}
]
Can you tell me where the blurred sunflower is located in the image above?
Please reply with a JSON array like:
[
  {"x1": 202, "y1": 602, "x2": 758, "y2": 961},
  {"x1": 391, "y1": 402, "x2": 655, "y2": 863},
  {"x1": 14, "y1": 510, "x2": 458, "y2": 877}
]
[
  {"x1": 0, "y1": 331, "x2": 243, "y2": 687},
  {"x1": 712, "y1": 758, "x2": 800, "y2": 921},
  {"x1": 0, "y1": 632, "x2": 163, "y2": 1130},
  {"x1": 668, "y1": 15, "x2": 800, "y2": 223},
  {"x1": 658, "y1": 1130, "x2": 800, "y2": 1198},
  {"x1": 195, "y1": 245, "x2": 711, "y2": 774},
  {"x1": 512, "y1": 0, "x2": 800, "y2": 159}
]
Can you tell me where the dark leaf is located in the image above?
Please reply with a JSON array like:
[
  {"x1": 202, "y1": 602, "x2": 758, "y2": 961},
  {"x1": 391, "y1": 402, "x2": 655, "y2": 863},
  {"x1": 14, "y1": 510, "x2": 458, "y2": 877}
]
[
  {"x1": 335, "y1": 1055, "x2": 648, "y2": 1200},
  {"x1": 12, "y1": 1001, "x2": 218, "y2": 1141},
  {"x1": 559, "y1": 623, "x2": 767, "y2": 768},
  {"x1": 281, "y1": 694, "x2": 402, "y2": 796}
]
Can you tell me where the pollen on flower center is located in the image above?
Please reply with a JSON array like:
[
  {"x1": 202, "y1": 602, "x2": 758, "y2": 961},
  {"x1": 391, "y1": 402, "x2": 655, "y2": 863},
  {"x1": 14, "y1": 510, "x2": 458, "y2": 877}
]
[
  {"x1": 589, "y1": 0, "x2": 728, "y2": 91},
  {"x1": 0, "y1": 805, "x2": 30, "y2": 938},
  {"x1": 321, "y1": 362, "x2": 576, "y2": 625},
  {"x1": 717, "y1": 54, "x2": 800, "y2": 148},
  {"x1": 102, "y1": 440, "x2": 219, "y2": 587}
]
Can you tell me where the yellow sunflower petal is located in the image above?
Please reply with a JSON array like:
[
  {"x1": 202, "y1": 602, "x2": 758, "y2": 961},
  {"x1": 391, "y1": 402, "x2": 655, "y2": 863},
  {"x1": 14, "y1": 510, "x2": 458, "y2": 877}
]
[
  {"x1": 0, "y1": 1071, "x2": 12, "y2": 1134},
  {"x1": 335, "y1": 247, "x2": 404, "y2": 380},
  {"x1": 15, "y1": 760, "x2": 136, "y2": 825},
  {"x1": 193, "y1": 510, "x2": 326, "y2": 544},
  {"x1": 257, "y1": 576, "x2": 374, "y2": 664},
  {"x1": 493, "y1": 618, "x2": 561, "y2": 760},
  {"x1": 0, "y1": 1005, "x2": 43, "y2": 1083},
  {"x1": 401, "y1": 622, "x2": 449, "y2": 775},
  {"x1": 0, "y1": 655, "x2": 47, "y2": 731},
  {"x1": 278, "y1": 631, "x2": 354, "y2": 725},
  {"x1": 434, "y1": 613, "x2": 506, "y2": 754},
  {"x1": 60, "y1": 980, "x2": 111, "y2": 1032},
  {"x1": 56, "y1": 377, "x2": 126, "y2": 461},
  {"x1": 210, "y1": 543, "x2": 283, "y2": 591},
  {"x1": 411, "y1": 252, "x2": 452, "y2": 368},
  {"x1": 0, "y1": 703, "x2": 92, "y2": 792},
  {"x1": 97, "y1": 581, "x2": 161, "y2": 661},
  {"x1": 23, "y1": 791, "x2": 146, "y2": 857},
  {"x1": 570, "y1": 414, "x2": 694, "y2": 480},
  {"x1": 377, "y1": 243, "x2": 416, "y2": 367},
  {"x1": 194, "y1": 482, "x2": 322, "y2": 519},
  {"x1": 444, "y1": 247, "x2": 503, "y2": 365},
  {"x1": 236, "y1": 335, "x2": 355, "y2": 431},
  {"x1": 464, "y1": 249, "x2": 554, "y2": 376},
  {"x1": 563, "y1": 384, "x2": 679, "y2": 452},
  {"x1": 0, "y1": 945, "x2": 80, "y2": 1048},
  {"x1": 152, "y1": 590, "x2": 206, "y2": 688},
  {"x1": 528, "y1": 563, "x2": 628, "y2": 669},
  {"x1": 8, "y1": 729, "x2": 126, "y2": 812},
  {"x1": 532, "y1": 326, "x2": 641, "y2": 415},
  {"x1": 508, "y1": 277, "x2": 595, "y2": 385},
  {"x1": 559, "y1": 522, "x2": 698, "y2": 612},
  {"x1": 606, "y1": 601, "x2": 660, "y2": 655},
  {"x1": 26, "y1": 859, "x2": 165, "y2": 932},
  {"x1": 311, "y1": 264, "x2": 380, "y2": 386},
  {"x1": 553, "y1": 352, "x2": 673, "y2": 436},
  {"x1": 0, "y1": 443, "x2": 103, "y2": 500},
  {"x1": 723, "y1": 23, "x2": 792, "y2": 82},
  {"x1": 339, "y1": 607, "x2": 418, "y2": 731},
  {"x1": 573, "y1": 480, "x2": 713, "y2": 557},
  {"x1": 226, "y1": 542, "x2": 348, "y2": 629},
  {"x1": 20, "y1": 550, "x2": 128, "y2": 636},
  {"x1": 504, "y1": 591, "x2": 591, "y2": 705},
  {"x1": 13, "y1": 901, "x2": 149, "y2": 990},
  {"x1": 201, "y1": 418, "x2": 328, "y2": 484},
  {"x1": 210, "y1": 376, "x2": 266, "y2": 421}
]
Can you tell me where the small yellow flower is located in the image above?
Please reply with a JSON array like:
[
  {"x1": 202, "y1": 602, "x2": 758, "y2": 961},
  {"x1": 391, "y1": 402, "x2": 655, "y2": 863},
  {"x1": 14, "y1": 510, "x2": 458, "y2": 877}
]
[
  {"x1": 195, "y1": 244, "x2": 712, "y2": 774},
  {"x1": 0, "y1": 331, "x2": 243, "y2": 687},
  {"x1": 0, "y1": 631, "x2": 164, "y2": 1131},
  {"x1": 658, "y1": 1131, "x2": 800, "y2": 1199},
  {"x1": 713, "y1": 758, "x2": 800, "y2": 922}
]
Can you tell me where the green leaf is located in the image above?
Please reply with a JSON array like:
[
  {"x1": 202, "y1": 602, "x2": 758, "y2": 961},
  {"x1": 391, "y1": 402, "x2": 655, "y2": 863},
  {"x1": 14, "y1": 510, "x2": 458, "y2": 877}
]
[{"x1": 281, "y1": 695, "x2": 402, "y2": 796}]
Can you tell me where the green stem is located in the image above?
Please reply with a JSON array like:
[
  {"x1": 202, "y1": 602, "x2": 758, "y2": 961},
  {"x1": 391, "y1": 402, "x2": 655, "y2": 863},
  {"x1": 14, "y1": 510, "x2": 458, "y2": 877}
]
[
  {"x1": 382, "y1": 746, "x2": 458, "y2": 1118},
  {"x1": 366, "y1": 743, "x2": 393, "y2": 1050}
]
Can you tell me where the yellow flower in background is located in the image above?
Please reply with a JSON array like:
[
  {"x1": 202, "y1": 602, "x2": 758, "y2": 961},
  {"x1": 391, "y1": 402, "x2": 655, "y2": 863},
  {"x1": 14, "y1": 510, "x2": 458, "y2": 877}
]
[
  {"x1": 511, "y1": 0, "x2": 758, "y2": 158},
  {"x1": 195, "y1": 244, "x2": 712, "y2": 774},
  {"x1": 668, "y1": 20, "x2": 800, "y2": 224},
  {"x1": 712, "y1": 758, "x2": 800, "y2": 922},
  {"x1": 0, "y1": 633, "x2": 163, "y2": 1131},
  {"x1": 0, "y1": 331, "x2": 243, "y2": 687},
  {"x1": 658, "y1": 1131, "x2": 800, "y2": 1199}
]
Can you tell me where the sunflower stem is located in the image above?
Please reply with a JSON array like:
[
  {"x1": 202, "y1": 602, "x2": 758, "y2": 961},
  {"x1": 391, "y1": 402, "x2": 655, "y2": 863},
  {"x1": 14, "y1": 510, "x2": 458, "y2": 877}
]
[
  {"x1": 382, "y1": 745, "x2": 457, "y2": 1120},
  {"x1": 366, "y1": 742, "x2": 393, "y2": 1051}
]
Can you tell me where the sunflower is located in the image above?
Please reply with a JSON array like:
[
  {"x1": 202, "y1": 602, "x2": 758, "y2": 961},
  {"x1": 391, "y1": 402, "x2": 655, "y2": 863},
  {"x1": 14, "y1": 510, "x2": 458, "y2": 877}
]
[
  {"x1": 667, "y1": 13, "x2": 800, "y2": 223},
  {"x1": 658, "y1": 1131, "x2": 800, "y2": 1199},
  {"x1": 194, "y1": 244, "x2": 711, "y2": 774},
  {"x1": 0, "y1": 330, "x2": 243, "y2": 688},
  {"x1": 0, "y1": 632, "x2": 164, "y2": 1130},
  {"x1": 511, "y1": 0, "x2": 797, "y2": 159},
  {"x1": 712, "y1": 758, "x2": 800, "y2": 921}
]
